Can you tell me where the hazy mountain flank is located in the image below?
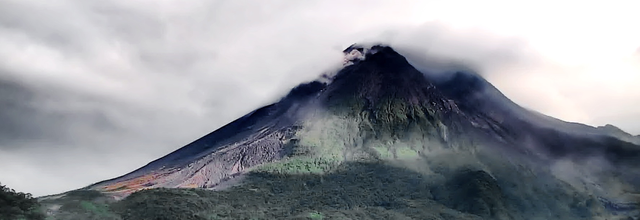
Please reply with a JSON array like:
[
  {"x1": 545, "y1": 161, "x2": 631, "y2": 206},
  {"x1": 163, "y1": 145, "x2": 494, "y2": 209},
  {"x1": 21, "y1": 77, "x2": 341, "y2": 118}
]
[{"x1": 39, "y1": 44, "x2": 639, "y2": 220}]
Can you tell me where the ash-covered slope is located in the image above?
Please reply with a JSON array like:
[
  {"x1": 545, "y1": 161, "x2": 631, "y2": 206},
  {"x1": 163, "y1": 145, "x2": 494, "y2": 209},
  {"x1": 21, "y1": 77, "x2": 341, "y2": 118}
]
[
  {"x1": 62, "y1": 44, "x2": 640, "y2": 219},
  {"x1": 91, "y1": 80, "x2": 326, "y2": 194}
]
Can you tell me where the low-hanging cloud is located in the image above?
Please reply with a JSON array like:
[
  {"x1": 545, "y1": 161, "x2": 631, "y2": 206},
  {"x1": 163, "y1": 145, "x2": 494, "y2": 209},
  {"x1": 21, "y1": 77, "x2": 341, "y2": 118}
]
[{"x1": 1, "y1": 0, "x2": 639, "y2": 196}]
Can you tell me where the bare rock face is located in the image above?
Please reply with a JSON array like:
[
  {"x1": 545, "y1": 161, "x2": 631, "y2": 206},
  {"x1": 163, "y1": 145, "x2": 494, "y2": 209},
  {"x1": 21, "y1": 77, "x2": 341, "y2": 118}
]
[
  {"x1": 95, "y1": 127, "x2": 298, "y2": 195},
  {"x1": 91, "y1": 82, "x2": 323, "y2": 196}
]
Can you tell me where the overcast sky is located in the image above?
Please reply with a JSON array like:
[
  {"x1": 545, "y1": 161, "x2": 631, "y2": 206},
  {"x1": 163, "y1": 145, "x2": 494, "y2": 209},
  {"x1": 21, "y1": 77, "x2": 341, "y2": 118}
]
[{"x1": 1, "y1": 0, "x2": 638, "y2": 196}]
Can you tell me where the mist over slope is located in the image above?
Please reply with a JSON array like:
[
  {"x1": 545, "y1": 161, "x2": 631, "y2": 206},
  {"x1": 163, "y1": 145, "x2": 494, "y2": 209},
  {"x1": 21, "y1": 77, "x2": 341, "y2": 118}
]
[{"x1": 40, "y1": 44, "x2": 639, "y2": 220}]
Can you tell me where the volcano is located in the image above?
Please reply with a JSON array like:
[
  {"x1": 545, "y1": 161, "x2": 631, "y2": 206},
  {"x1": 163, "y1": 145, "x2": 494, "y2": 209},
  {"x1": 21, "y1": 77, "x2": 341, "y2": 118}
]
[{"x1": 41, "y1": 45, "x2": 639, "y2": 220}]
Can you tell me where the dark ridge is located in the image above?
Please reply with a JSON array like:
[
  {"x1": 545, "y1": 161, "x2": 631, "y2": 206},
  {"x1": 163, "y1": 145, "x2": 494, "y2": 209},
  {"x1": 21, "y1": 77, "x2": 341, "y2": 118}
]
[
  {"x1": 426, "y1": 70, "x2": 518, "y2": 119},
  {"x1": 531, "y1": 127, "x2": 640, "y2": 164},
  {"x1": 595, "y1": 124, "x2": 640, "y2": 145},
  {"x1": 283, "y1": 80, "x2": 326, "y2": 101},
  {"x1": 596, "y1": 124, "x2": 633, "y2": 138},
  {"x1": 320, "y1": 45, "x2": 462, "y2": 140},
  {"x1": 432, "y1": 71, "x2": 487, "y2": 101},
  {"x1": 427, "y1": 69, "x2": 640, "y2": 166},
  {"x1": 325, "y1": 45, "x2": 441, "y2": 106},
  {"x1": 356, "y1": 45, "x2": 418, "y2": 73},
  {"x1": 599, "y1": 124, "x2": 625, "y2": 132},
  {"x1": 600, "y1": 136, "x2": 640, "y2": 165}
]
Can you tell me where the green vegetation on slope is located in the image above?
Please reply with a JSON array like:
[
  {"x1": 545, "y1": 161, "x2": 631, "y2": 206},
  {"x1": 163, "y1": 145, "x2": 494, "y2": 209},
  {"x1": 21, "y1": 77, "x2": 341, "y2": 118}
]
[
  {"x1": 39, "y1": 190, "x2": 119, "y2": 220},
  {"x1": 42, "y1": 159, "x2": 617, "y2": 220},
  {"x1": 113, "y1": 162, "x2": 480, "y2": 220},
  {"x1": 0, "y1": 182, "x2": 45, "y2": 220},
  {"x1": 253, "y1": 156, "x2": 339, "y2": 174},
  {"x1": 43, "y1": 162, "x2": 481, "y2": 220}
]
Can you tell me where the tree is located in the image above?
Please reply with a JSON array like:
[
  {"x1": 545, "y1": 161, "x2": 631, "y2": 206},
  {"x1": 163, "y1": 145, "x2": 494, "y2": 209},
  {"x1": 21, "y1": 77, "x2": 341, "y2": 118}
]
[{"x1": 0, "y1": 182, "x2": 45, "y2": 220}]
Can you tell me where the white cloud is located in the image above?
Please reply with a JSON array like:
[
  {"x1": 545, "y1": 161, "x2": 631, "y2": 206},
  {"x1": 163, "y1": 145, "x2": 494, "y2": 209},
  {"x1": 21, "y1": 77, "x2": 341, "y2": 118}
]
[{"x1": 0, "y1": 0, "x2": 638, "y2": 196}]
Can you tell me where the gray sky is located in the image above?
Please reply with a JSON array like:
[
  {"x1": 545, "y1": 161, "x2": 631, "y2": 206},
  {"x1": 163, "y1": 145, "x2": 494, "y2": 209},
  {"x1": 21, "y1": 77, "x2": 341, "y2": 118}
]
[{"x1": 0, "y1": 0, "x2": 638, "y2": 196}]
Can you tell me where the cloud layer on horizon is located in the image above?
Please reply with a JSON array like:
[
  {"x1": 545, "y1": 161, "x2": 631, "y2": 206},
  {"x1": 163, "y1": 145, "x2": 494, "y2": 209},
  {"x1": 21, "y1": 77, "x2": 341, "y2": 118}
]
[{"x1": 0, "y1": 0, "x2": 639, "y2": 196}]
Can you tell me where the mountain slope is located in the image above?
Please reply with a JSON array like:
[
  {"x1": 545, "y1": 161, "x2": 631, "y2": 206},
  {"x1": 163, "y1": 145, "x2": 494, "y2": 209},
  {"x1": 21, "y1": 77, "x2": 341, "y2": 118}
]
[{"x1": 41, "y1": 44, "x2": 639, "y2": 219}]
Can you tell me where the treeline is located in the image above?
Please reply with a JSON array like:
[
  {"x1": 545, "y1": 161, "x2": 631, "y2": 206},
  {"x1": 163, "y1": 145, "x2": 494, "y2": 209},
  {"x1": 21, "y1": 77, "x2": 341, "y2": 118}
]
[{"x1": 0, "y1": 182, "x2": 45, "y2": 220}]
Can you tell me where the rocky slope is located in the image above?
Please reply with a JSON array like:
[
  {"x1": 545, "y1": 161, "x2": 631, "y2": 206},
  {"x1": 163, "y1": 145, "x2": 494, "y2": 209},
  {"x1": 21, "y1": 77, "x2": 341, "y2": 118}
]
[{"x1": 41, "y1": 44, "x2": 639, "y2": 220}]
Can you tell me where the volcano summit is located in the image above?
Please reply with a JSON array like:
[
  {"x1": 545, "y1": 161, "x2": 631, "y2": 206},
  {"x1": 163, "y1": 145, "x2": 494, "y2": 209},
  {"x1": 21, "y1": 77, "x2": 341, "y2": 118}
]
[{"x1": 41, "y1": 45, "x2": 639, "y2": 220}]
